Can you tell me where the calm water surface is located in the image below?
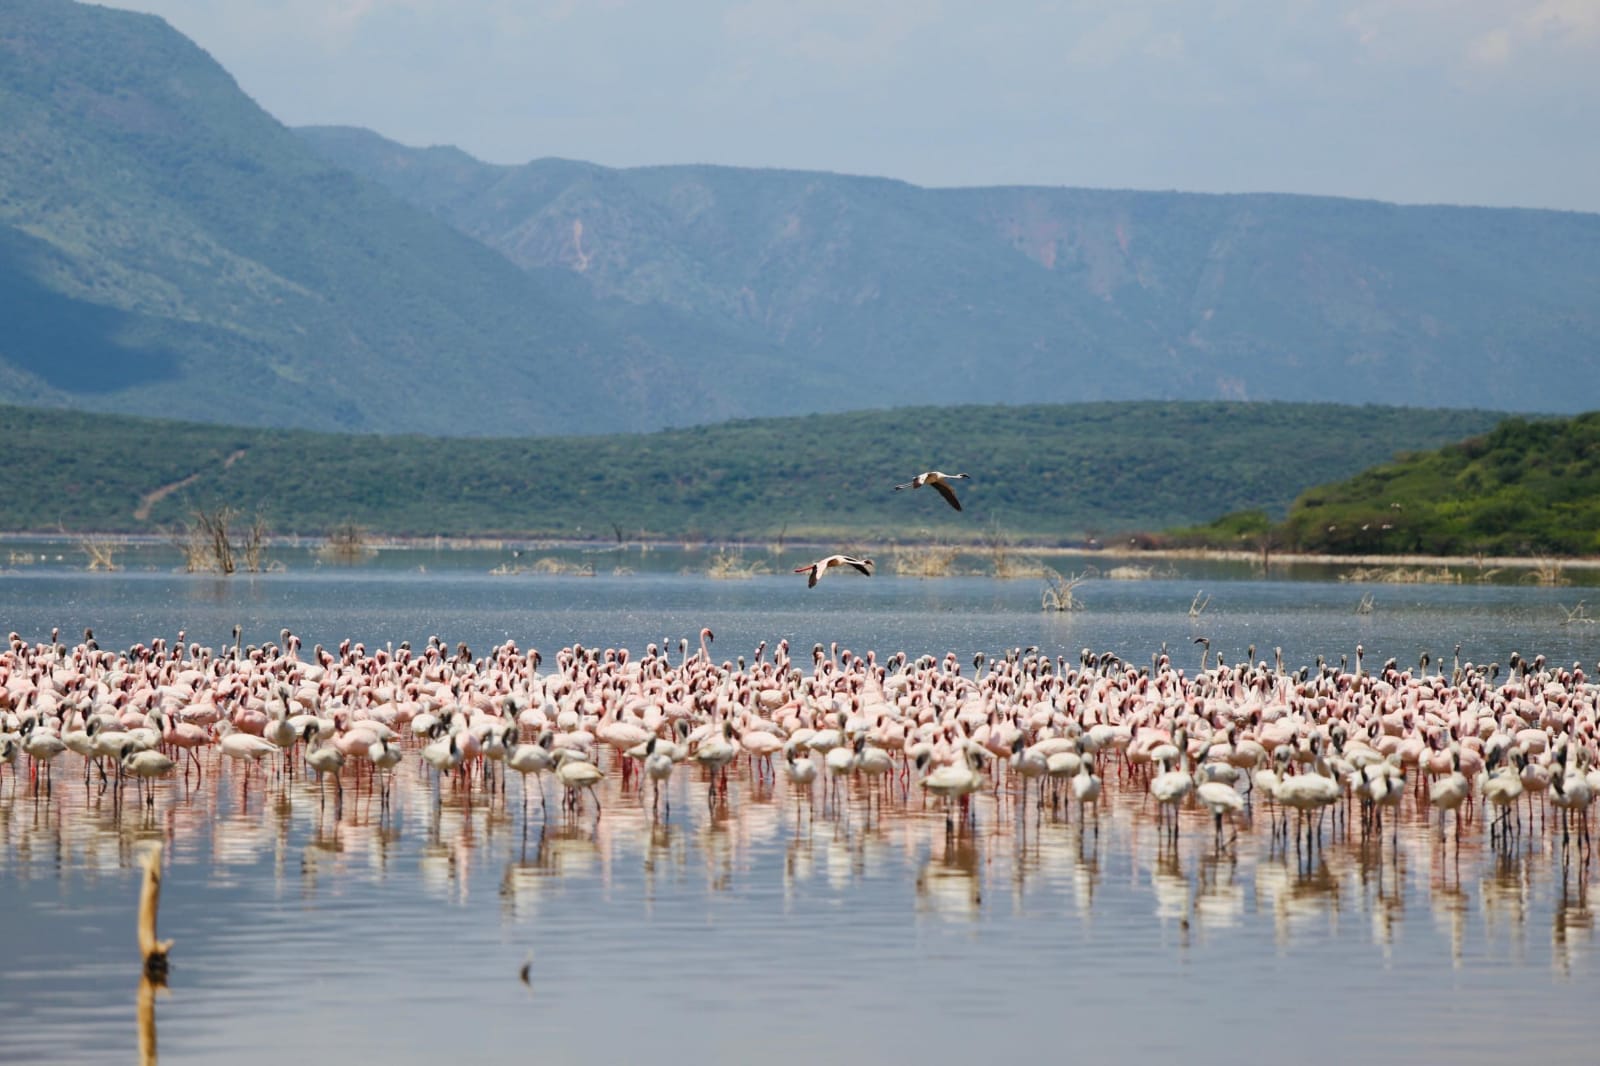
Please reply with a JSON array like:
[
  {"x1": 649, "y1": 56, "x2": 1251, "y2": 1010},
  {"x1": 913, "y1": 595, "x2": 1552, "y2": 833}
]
[{"x1": 2, "y1": 544, "x2": 1599, "y2": 1064}]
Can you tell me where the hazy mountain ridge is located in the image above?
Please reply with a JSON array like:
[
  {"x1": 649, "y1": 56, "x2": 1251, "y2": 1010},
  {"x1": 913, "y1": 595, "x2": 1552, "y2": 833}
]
[
  {"x1": 0, "y1": 0, "x2": 1594, "y2": 439},
  {"x1": 300, "y1": 124, "x2": 1600, "y2": 413}
]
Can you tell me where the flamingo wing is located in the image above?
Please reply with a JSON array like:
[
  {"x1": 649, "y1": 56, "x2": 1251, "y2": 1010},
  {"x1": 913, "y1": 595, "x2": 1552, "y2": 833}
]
[{"x1": 931, "y1": 478, "x2": 963, "y2": 511}]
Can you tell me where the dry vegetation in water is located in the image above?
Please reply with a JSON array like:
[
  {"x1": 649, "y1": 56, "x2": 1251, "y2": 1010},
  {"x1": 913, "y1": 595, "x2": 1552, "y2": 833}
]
[
  {"x1": 1527, "y1": 558, "x2": 1570, "y2": 587},
  {"x1": 1559, "y1": 601, "x2": 1594, "y2": 625},
  {"x1": 1041, "y1": 567, "x2": 1093, "y2": 611},
  {"x1": 892, "y1": 543, "x2": 960, "y2": 578},
  {"x1": 318, "y1": 522, "x2": 376, "y2": 564},
  {"x1": 173, "y1": 505, "x2": 269, "y2": 574},
  {"x1": 707, "y1": 550, "x2": 770, "y2": 579},
  {"x1": 490, "y1": 556, "x2": 595, "y2": 576},
  {"x1": 76, "y1": 533, "x2": 121, "y2": 571},
  {"x1": 534, "y1": 557, "x2": 595, "y2": 576},
  {"x1": 1339, "y1": 565, "x2": 1464, "y2": 584},
  {"x1": 1103, "y1": 563, "x2": 1177, "y2": 580}
]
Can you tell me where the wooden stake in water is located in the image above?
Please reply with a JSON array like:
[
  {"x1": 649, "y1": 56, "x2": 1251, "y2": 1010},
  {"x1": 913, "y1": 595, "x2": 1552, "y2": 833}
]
[
  {"x1": 137, "y1": 974, "x2": 160, "y2": 1066},
  {"x1": 137, "y1": 844, "x2": 173, "y2": 980}
]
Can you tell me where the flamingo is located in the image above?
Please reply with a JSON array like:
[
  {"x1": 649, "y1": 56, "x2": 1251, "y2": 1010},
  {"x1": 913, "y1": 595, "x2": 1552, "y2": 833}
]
[
  {"x1": 120, "y1": 744, "x2": 176, "y2": 808},
  {"x1": 1071, "y1": 748, "x2": 1102, "y2": 828},
  {"x1": 153, "y1": 710, "x2": 210, "y2": 779},
  {"x1": 1195, "y1": 779, "x2": 1245, "y2": 848},
  {"x1": 1550, "y1": 750, "x2": 1594, "y2": 848},
  {"x1": 0, "y1": 736, "x2": 21, "y2": 792},
  {"x1": 694, "y1": 721, "x2": 739, "y2": 797},
  {"x1": 643, "y1": 736, "x2": 675, "y2": 816},
  {"x1": 1149, "y1": 729, "x2": 1194, "y2": 842},
  {"x1": 369, "y1": 736, "x2": 403, "y2": 805},
  {"x1": 893, "y1": 470, "x2": 970, "y2": 511},
  {"x1": 917, "y1": 749, "x2": 986, "y2": 831},
  {"x1": 782, "y1": 745, "x2": 818, "y2": 813},
  {"x1": 554, "y1": 749, "x2": 604, "y2": 814},
  {"x1": 216, "y1": 720, "x2": 278, "y2": 786},
  {"x1": 793, "y1": 555, "x2": 874, "y2": 588},
  {"x1": 824, "y1": 734, "x2": 864, "y2": 807},
  {"x1": 23, "y1": 727, "x2": 67, "y2": 792},
  {"x1": 421, "y1": 732, "x2": 465, "y2": 785},
  {"x1": 856, "y1": 740, "x2": 895, "y2": 802},
  {"x1": 304, "y1": 727, "x2": 346, "y2": 805},
  {"x1": 1010, "y1": 734, "x2": 1049, "y2": 812},
  {"x1": 1428, "y1": 747, "x2": 1471, "y2": 843},
  {"x1": 1273, "y1": 739, "x2": 1342, "y2": 846},
  {"x1": 505, "y1": 730, "x2": 555, "y2": 817},
  {"x1": 1479, "y1": 749, "x2": 1524, "y2": 846}
]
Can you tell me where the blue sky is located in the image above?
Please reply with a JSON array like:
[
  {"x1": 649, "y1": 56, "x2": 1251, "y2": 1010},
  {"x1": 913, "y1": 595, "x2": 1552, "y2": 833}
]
[{"x1": 104, "y1": 1, "x2": 1600, "y2": 212}]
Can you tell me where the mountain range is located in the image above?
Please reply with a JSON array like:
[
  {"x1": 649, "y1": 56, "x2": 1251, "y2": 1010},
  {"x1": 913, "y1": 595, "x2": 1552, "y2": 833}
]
[{"x1": 1, "y1": 0, "x2": 1597, "y2": 438}]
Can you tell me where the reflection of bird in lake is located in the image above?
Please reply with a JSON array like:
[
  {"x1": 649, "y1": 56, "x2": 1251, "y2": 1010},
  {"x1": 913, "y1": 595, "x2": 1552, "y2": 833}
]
[
  {"x1": 893, "y1": 470, "x2": 970, "y2": 511},
  {"x1": 793, "y1": 554, "x2": 873, "y2": 588}
]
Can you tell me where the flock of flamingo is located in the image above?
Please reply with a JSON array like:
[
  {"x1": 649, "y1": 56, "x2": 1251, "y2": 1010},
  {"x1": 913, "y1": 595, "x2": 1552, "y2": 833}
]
[{"x1": 1, "y1": 623, "x2": 1597, "y2": 861}]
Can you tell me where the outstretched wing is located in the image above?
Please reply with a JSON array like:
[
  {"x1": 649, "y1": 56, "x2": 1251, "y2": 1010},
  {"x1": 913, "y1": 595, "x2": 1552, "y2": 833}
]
[
  {"x1": 931, "y1": 479, "x2": 963, "y2": 511},
  {"x1": 794, "y1": 563, "x2": 820, "y2": 587},
  {"x1": 846, "y1": 558, "x2": 873, "y2": 578}
]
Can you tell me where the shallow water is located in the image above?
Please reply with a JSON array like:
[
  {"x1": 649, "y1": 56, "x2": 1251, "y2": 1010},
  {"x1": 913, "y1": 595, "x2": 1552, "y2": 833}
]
[{"x1": 2, "y1": 546, "x2": 1598, "y2": 1064}]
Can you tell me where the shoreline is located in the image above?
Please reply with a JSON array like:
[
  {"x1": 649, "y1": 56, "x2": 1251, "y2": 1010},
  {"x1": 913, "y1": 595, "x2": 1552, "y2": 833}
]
[{"x1": 5, "y1": 530, "x2": 1597, "y2": 572}]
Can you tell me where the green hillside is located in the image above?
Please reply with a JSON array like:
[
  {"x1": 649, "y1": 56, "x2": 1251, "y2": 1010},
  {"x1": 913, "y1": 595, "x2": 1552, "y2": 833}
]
[
  {"x1": 0, "y1": 402, "x2": 1505, "y2": 543},
  {"x1": 0, "y1": 0, "x2": 776, "y2": 435},
  {"x1": 1176, "y1": 413, "x2": 1600, "y2": 556}
]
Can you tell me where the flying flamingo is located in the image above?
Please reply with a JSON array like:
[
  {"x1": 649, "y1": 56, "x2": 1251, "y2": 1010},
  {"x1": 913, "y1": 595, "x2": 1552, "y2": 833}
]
[
  {"x1": 893, "y1": 470, "x2": 970, "y2": 511},
  {"x1": 793, "y1": 555, "x2": 873, "y2": 588}
]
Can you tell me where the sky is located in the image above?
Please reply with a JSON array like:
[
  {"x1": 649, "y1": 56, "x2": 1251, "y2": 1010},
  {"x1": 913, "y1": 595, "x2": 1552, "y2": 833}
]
[{"x1": 101, "y1": 0, "x2": 1600, "y2": 213}]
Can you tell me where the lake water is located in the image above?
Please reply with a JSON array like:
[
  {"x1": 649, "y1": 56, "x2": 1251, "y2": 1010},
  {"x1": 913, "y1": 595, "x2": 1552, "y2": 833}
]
[{"x1": 2, "y1": 542, "x2": 1598, "y2": 1064}]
